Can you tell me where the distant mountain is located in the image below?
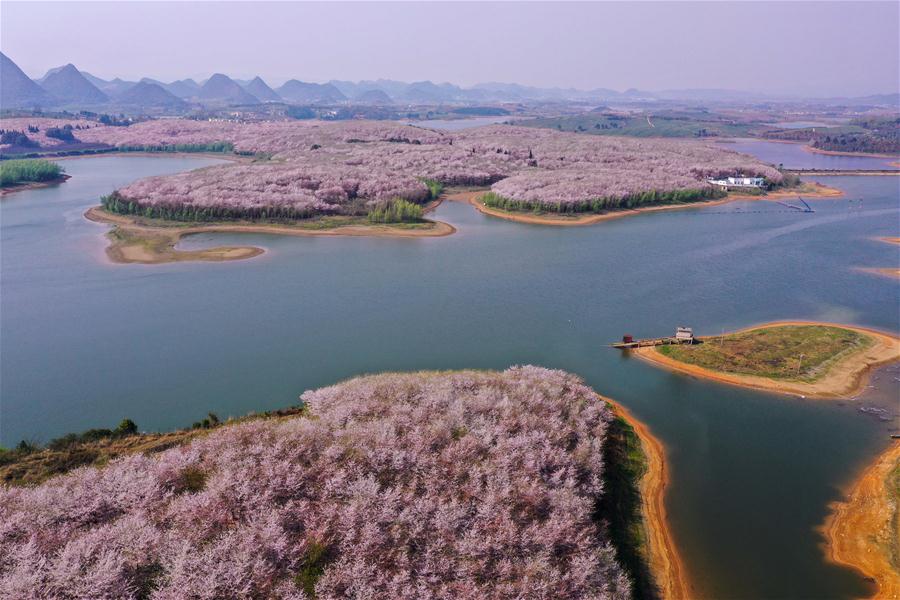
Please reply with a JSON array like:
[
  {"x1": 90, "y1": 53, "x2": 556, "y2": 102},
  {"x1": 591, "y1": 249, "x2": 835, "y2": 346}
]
[
  {"x1": 243, "y1": 76, "x2": 281, "y2": 102},
  {"x1": 401, "y1": 81, "x2": 450, "y2": 103},
  {"x1": 330, "y1": 79, "x2": 408, "y2": 100},
  {"x1": 197, "y1": 74, "x2": 259, "y2": 105},
  {"x1": 472, "y1": 82, "x2": 620, "y2": 102},
  {"x1": 39, "y1": 64, "x2": 108, "y2": 105},
  {"x1": 82, "y1": 72, "x2": 136, "y2": 96},
  {"x1": 142, "y1": 78, "x2": 200, "y2": 99},
  {"x1": 277, "y1": 80, "x2": 346, "y2": 104},
  {"x1": 816, "y1": 92, "x2": 900, "y2": 107},
  {"x1": 354, "y1": 89, "x2": 393, "y2": 104},
  {"x1": 654, "y1": 88, "x2": 761, "y2": 102},
  {"x1": 0, "y1": 52, "x2": 53, "y2": 108},
  {"x1": 115, "y1": 81, "x2": 187, "y2": 109},
  {"x1": 166, "y1": 79, "x2": 201, "y2": 99}
]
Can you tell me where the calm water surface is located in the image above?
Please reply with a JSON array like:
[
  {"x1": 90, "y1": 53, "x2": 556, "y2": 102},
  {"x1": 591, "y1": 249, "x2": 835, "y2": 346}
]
[
  {"x1": 720, "y1": 138, "x2": 899, "y2": 171},
  {"x1": 404, "y1": 116, "x2": 510, "y2": 130},
  {"x1": 2, "y1": 155, "x2": 899, "y2": 599}
]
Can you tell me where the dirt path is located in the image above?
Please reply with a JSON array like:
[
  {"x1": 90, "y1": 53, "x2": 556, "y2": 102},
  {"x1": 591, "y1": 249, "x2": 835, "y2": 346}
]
[
  {"x1": 635, "y1": 322, "x2": 900, "y2": 399},
  {"x1": 606, "y1": 399, "x2": 693, "y2": 600},
  {"x1": 823, "y1": 441, "x2": 900, "y2": 599},
  {"x1": 85, "y1": 207, "x2": 455, "y2": 265},
  {"x1": 446, "y1": 182, "x2": 843, "y2": 227}
]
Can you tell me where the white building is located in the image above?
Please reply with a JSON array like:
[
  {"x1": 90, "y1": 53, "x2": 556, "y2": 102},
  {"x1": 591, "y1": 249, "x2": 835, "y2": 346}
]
[
  {"x1": 707, "y1": 176, "x2": 767, "y2": 190},
  {"x1": 675, "y1": 326, "x2": 694, "y2": 342}
]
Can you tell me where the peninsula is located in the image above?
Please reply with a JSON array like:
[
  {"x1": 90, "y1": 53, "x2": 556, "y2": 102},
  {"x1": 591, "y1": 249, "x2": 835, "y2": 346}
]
[
  {"x1": 634, "y1": 322, "x2": 900, "y2": 398},
  {"x1": 0, "y1": 367, "x2": 682, "y2": 599},
  {"x1": 824, "y1": 441, "x2": 900, "y2": 600}
]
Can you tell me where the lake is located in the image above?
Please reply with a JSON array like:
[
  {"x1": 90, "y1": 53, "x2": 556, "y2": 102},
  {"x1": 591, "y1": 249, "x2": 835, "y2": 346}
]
[
  {"x1": 404, "y1": 116, "x2": 510, "y2": 130},
  {"x1": 718, "y1": 138, "x2": 899, "y2": 171},
  {"x1": 1, "y1": 153, "x2": 898, "y2": 599}
]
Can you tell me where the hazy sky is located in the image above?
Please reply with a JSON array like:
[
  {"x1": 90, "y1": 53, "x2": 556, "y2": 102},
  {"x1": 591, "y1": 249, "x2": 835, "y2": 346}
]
[{"x1": 2, "y1": 1, "x2": 898, "y2": 96}]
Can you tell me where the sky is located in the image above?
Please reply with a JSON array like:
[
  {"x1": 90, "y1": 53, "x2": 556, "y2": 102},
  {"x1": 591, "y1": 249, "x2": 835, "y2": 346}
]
[{"x1": 2, "y1": 1, "x2": 898, "y2": 97}]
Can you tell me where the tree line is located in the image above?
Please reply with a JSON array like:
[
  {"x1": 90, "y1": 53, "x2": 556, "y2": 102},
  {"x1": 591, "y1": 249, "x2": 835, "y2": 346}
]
[
  {"x1": 101, "y1": 191, "x2": 323, "y2": 221},
  {"x1": 481, "y1": 186, "x2": 724, "y2": 214},
  {"x1": 0, "y1": 159, "x2": 64, "y2": 187},
  {"x1": 367, "y1": 198, "x2": 424, "y2": 223}
]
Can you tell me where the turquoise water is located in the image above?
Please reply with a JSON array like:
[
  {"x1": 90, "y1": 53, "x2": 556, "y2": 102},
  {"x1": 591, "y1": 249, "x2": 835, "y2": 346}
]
[{"x1": 2, "y1": 154, "x2": 898, "y2": 598}]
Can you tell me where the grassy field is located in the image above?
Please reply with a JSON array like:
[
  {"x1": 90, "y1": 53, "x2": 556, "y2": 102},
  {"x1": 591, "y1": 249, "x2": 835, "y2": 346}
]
[
  {"x1": 519, "y1": 112, "x2": 761, "y2": 138},
  {"x1": 657, "y1": 325, "x2": 873, "y2": 382}
]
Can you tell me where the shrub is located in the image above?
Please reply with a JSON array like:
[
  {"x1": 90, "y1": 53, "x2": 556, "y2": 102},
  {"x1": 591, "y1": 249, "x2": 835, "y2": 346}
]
[
  {"x1": 0, "y1": 159, "x2": 64, "y2": 187},
  {"x1": 45, "y1": 125, "x2": 77, "y2": 142},
  {"x1": 367, "y1": 198, "x2": 424, "y2": 223},
  {"x1": 0, "y1": 130, "x2": 37, "y2": 147}
]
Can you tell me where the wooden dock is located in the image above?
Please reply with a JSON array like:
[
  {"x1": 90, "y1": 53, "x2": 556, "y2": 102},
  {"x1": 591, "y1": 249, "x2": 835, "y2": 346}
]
[
  {"x1": 611, "y1": 337, "x2": 689, "y2": 349},
  {"x1": 612, "y1": 327, "x2": 696, "y2": 349}
]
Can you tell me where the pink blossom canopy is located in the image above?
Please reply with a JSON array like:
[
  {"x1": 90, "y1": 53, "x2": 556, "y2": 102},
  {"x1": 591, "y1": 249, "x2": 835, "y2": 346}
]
[{"x1": 0, "y1": 367, "x2": 632, "y2": 599}]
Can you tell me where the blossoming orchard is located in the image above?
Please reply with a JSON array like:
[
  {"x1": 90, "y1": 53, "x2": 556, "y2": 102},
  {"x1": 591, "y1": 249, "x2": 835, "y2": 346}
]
[
  {"x1": 1, "y1": 118, "x2": 783, "y2": 219},
  {"x1": 0, "y1": 367, "x2": 632, "y2": 599}
]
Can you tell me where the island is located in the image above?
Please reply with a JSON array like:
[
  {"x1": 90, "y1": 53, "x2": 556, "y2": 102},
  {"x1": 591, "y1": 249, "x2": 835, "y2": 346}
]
[
  {"x1": 633, "y1": 322, "x2": 900, "y2": 398},
  {"x1": 0, "y1": 158, "x2": 68, "y2": 195},
  {"x1": 0, "y1": 117, "x2": 798, "y2": 259},
  {"x1": 449, "y1": 180, "x2": 841, "y2": 227},
  {"x1": 824, "y1": 441, "x2": 900, "y2": 600},
  {"x1": 0, "y1": 367, "x2": 686, "y2": 599},
  {"x1": 85, "y1": 203, "x2": 454, "y2": 265}
]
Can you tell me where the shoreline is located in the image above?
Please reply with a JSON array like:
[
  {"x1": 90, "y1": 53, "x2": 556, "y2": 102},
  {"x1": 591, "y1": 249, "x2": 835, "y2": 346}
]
[
  {"x1": 823, "y1": 441, "x2": 900, "y2": 599},
  {"x1": 634, "y1": 321, "x2": 900, "y2": 399},
  {"x1": 0, "y1": 174, "x2": 71, "y2": 196},
  {"x1": 605, "y1": 398, "x2": 693, "y2": 600},
  {"x1": 448, "y1": 181, "x2": 844, "y2": 227},
  {"x1": 85, "y1": 206, "x2": 456, "y2": 265},
  {"x1": 803, "y1": 145, "x2": 900, "y2": 161},
  {"x1": 856, "y1": 267, "x2": 900, "y2": 281}
]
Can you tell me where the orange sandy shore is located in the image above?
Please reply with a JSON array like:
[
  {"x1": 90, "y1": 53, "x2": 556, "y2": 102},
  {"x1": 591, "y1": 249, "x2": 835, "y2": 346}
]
[
  {"x1": 605, "y1": 398, "x2": 693, "y2": 600},
  {"x1": 856, "y1": 267, "x2": 900, "y2": 281},
  {"x1": 634, "y1": 321, "x2": 900, "y2": 399},
  {"x1": 447, "y1": 183, "x2": 843, "y2": 227},
  {"x1": 823, "y1": 441, "x2": 900, "y2": 600}
]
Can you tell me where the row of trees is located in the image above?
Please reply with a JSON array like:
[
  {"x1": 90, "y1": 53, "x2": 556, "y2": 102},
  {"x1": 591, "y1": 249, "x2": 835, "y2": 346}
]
[
  {"x1": 101, "y1": 191, "x2": 324, "y2": 221},
  {"x1": 367, "y1": 198, "x2": 424, "y2": 223},
  {"x1": 116, "y1": 141, "x2": 234, "y2": 153},
  {"x1": 0, "y1": 130, "x2": 37, "y2": 147},
  {"x1": 481, "y1": 186, "x2": 724, "y2": 214},
  {"x1": 0, "y1": 159, "x2": 64, "y2": 187}
]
